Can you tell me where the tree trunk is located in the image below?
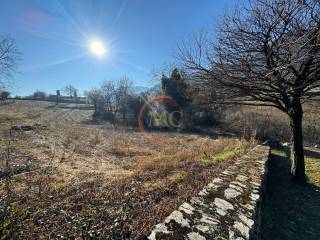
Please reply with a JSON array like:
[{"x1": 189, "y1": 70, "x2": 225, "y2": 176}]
[{"x1": 289, "y1": 102, "x2": 306, "y2": 183}]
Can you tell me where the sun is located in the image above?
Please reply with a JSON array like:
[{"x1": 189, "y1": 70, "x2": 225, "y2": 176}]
[{"x1": 89, "y1": 39, "x2": 106, "y2": 58}]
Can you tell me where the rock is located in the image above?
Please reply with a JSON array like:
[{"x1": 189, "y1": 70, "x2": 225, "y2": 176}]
[
  {"x1": 199, "y1": 215, "x2": 219, "y2": 225},
  {"x1": 238, "y1": 214, "x2": 254, "y2": 228},
  {"x1": 222, "y1": 169, "x2": 235, "y2": 175},
  {"x1": 190, "y1": 197, "x2": 209, "y2": 208},
  {"x1": 230, "y1": 181, "x2": 247, "y2": 188},
  {"x1": 229, "y1": 184, "x2": 244, "y2": 192},
  {"x1": 229, "y1": 229, "x2": 235, "y2": 240},
  {"x1": 165, "y1": 211, "x2": 190, "y2": 228},
  {"x1": 214, "y1": 198, "x2": 234, "y2": 211},
  {"x1": 224, "y1": 188, "x2": 241, "y2": 199},
  {"x1": 212, "y1": 178, "x2": 223, "y2": 184},
  {"x1": 198, "y1": 188, "x2": 209, "y2": 196},
  {"x1": 195, "y1": 224, "x2": 210, "y2": 233},
  {"x1": 216, "y1": 208, "x2": 227, "y2": 216},
  {"x1": 148, "y1": 223, "x2": 171, "y2": 240},
  {"x1": 187, "y1": 232, "x2": 206, "y2": 240},
  {"x1": 236, "y1": 175, "x2": 249, "y2": 182},
  {"x1": 242, "y1": 203, "x2": 255, "y2": 211},
  {"x1": 233, "y1": 221, "x2": 250, "y2": 239},
  {"x1": 250, "y1": 193, "x2": 260, "y2": 201},
  {"x1": 179, "y1": 203, "x2": 195, "y2": 215},
  {"x1": 206, "y1": 183, "x2": 218, "y2": 190}
]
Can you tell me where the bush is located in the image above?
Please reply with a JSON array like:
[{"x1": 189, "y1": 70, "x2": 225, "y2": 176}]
[
  {"x1": 0, "y1": 91, "x2": 10, "y2": 100},
  {"x1": 33, "y1": 91, "x2": 46, "y2": 99}
]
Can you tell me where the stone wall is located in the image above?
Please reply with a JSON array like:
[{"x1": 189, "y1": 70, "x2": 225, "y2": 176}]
[{"x1": 148, "y1": 144, "x2": 270, "y2": 240}]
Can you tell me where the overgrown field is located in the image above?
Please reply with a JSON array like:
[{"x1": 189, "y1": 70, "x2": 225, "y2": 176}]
[
  {"x1": 0, "y1": 101, "x2": 252, "y2": 239},
  {"x1": 221, "y1": 100, "x2": 320, "y2": 146}
]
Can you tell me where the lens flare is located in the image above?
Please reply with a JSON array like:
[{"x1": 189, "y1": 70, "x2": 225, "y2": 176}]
[{"x1": 89, "y1": 39, "x2": 106, "y2": 57}]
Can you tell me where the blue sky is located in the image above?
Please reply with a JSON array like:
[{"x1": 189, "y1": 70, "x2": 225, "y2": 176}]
[{"x1": 0, "y1": 0, "x2": 237, "y2": 96}]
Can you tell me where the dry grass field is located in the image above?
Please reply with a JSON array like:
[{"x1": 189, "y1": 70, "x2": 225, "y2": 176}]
[
  {"x1": 222, "y1": 100, "x2": 320, "y2": 146},
  {"x1": 0, "y1": 100, "x2": 252, "y2": 239}
]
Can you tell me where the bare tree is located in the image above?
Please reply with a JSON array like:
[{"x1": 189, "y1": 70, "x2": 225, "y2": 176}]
[
  {"x1": 62, "y1": 85, "x2": 77, "y2": 98},
  {"x1": 86, "y1": 77, "x2": 136, "y2": 123},
  {"x1": 97, "y1": 77, "x2": 133, "y2": 122},
  {"x1": 100, "y1": 77, "x2": 133, "y2": 121},
  {"x1": 100, "y1": 80, "x2": 115, "y2": 112},
  {"x1": 178, "y1": 0, "x2": 320, "y2": 182},
  {"x1": 114, "y1": 77, "x2": 133, "y2": 115},
  {"x1": 0, "y1": 35, "x2": 20, "y2": 90},
  {"x1": 86, "y1": 88, "x2": 103, "y2": 116}
]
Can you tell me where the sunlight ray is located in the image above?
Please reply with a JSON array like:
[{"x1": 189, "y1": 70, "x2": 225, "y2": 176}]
[
  {"x1": 118, "y1": 59, "x2": 149, "y2": 73},
  {"x1": 22, "y1": 52, "x2": 88, "y2": 71},
  {"x1": 111, "y1": 0, "x2": 128, "y2": 29},
  {"x1": 55, "y1": 0, "x2": 89, "y2": 40},
  {"x1": 27, "y1": 31, "x2": 84, "y2": 48}
]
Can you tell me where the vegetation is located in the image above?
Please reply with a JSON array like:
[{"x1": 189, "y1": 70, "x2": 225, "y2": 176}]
[
  {"x1": 85, "y1": 77, "x2": 146, "y2": 125},
  {"x1": 0, "y1": 101, "x2": 253, "y2": 239},
  {"x1": 179, "y1": 0, "x2": 320, "y2": 182},
  {"x1": 219, "y1": 102, "x2": 320, "y2": 146},
  {"x1": 262, "y1": 146, "x2": 320, "y2": 240},
  {"x1": 199, "y1": 146, "x2": 246, "y2": 165},
  {"x1": 32, "y1": 90, "x2": 46, "y2": 99},
  {"x1": 0, "y1": 0, "x2": 319, "y2": 238},
  {"x1": 0, "y1": 91, "x2": 10, "y2": 100},
  {"x1": 62, "y1": 85, "x2": 77, "y2": 98},
  {"x1": 271, "y1": 147, "x2": 320, "y2": 186},
  {"x1": 0, "y1": 35, "x2": 20, "y2": 90}
]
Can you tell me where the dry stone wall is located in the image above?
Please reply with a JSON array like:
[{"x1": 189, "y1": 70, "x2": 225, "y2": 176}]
[{"x1": 148, "y1": 145, "x2": 270, "y2": 240}]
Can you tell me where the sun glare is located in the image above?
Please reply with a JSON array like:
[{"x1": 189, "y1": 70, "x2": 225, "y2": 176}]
[{"x1": 89, "y1": 39, "x2": 106, "y2": 58}]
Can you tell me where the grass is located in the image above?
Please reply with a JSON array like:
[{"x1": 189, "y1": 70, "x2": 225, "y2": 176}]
[
  {"x1": 0, "y1": 100, "x2": 253, "y2": 239},
  {"x1": 305, "y1": 155, "x2": 320, "y2": 186},
  {"x1": 271, "y1": 147, "x2": 320, "y2": 186},
  {"x1": 221, "y1": 100, "x2": 320, "y2": 147},
  {"x1": 271, "y1": 148, "x2": 286, "y2": 156},
  {"x1": 199, "y1": 147, "x2": 244, "y2": 165},
  {"x1": 167, "y1": 171, "x2": 189, "y2": 184},
  {"x1": 262, "y1": 146, "x2": 320, "y2": 240}
]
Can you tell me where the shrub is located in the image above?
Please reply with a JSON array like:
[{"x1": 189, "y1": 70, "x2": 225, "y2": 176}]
[{"x1": 0, "y1": 91, "x2": 10, "y2": 100}]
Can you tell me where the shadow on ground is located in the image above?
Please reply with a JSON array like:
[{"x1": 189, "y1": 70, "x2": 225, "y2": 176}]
[{"x1": 261, "y1": 147, "x2": 320, "y2": 240}]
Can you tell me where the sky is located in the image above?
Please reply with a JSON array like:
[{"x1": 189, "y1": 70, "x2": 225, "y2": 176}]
[{"x1": 0, "y1": 0, "x2": 238, "y2": 96}]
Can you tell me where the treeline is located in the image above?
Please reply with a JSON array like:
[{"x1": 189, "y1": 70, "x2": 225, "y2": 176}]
[
  {"x1": 85, "y1": 77, "x2": 146, "y2": 125},
  {"x1": 13, "y1": 85, "x2": 86, "y2": 104},
  {"x1": 83, "y1": 68, "x2": 224, "y2": 129}
]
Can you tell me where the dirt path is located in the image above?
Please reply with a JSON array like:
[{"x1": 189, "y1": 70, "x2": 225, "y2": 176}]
[{"x1": 261, "y1": 147, "x2": 320, "y2": 240}]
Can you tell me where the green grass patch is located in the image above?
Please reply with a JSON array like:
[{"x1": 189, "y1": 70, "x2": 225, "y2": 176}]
[
  {"x1": 272, "y1": 147, "x2": 320, "y2": 186},
  {"x1": 199, "y1": 147, "x2": 244, "y2": 165},
  {"x1": 306, "y1": 156, "x2": 320, "y2": 186},
  {"x1": 272, "y1": 147, "x2": 290, "y2": 158},
  {"x1": 167, "y1": 171, "x2": 189, "y2": 184}
]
